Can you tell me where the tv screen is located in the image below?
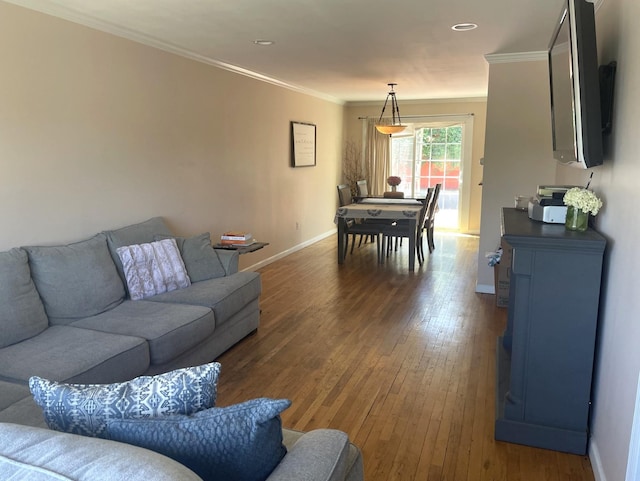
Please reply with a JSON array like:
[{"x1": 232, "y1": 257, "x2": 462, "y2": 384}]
[{"x1": 548, "y1": 0, "x2": 603, "y2": 168}]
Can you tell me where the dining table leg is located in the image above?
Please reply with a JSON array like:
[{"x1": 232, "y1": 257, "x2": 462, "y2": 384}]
[{"x1": 337, "y1": 217, "x2": 346, "y2": 264}]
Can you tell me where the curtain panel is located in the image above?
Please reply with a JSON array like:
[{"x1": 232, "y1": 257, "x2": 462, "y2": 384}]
[{"x1": 364, "y1": 119, "x2": 390, "y2": 196}]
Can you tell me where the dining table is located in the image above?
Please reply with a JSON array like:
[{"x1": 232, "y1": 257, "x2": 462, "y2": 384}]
[{"x1": 335, "y1": 198, "x2": 424, "y2": 271}]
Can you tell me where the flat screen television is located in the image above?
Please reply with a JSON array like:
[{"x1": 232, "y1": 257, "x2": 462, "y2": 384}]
[{"x1": 548, "y1": 0, "x2": 603, "y2": 168}]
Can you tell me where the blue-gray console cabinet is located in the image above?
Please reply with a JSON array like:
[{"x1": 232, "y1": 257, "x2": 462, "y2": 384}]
[{"x1": 495, "y1": 208, "x2": 606, "y2": 454}]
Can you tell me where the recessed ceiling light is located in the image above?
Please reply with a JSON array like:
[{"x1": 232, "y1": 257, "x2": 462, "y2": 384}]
[
  {"x1": 253, "y1": 40, "x2": 274, "y2": 46},
  {"x1": 451, "y1": 23, "x2": 478, "y2": 32}
]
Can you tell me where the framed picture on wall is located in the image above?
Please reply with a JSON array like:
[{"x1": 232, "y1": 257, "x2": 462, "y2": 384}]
[{"x1": 291, "y1": 121, "x2": 316, "y2": 167}]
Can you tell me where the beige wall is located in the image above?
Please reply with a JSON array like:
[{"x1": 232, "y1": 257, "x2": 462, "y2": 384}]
[
  {"x1": 569, "y1": 0, "x2": 640, "y2": 479},
  {"x1": 476, "y1": 58, "x2": 557, "y2": 292},
  {"x1": 343, "y1": 99, "x2": 486, "y2": 233},
  {"x1": 479, "y1": 0, "x2": 640, "y2": 478},
  {"x1": 0, "y1": 2, "x2": 344, "y2": 270}
]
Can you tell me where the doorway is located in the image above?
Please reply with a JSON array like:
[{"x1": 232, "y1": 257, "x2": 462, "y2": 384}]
[{"x1": 390, "y1": 115, "x2": 473, "y2": 231}]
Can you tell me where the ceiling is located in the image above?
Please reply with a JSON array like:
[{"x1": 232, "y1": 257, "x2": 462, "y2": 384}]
[{"x1": 5, "y1": 0, "x2": 573, "y2": 103}]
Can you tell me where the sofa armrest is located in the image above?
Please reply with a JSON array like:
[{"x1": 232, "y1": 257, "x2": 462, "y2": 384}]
[
  {"x1": 267, "y1": 429, "x2": 349, "y2": 481},
  {"x1": 214, "y1": 249, "x2": 239, "y2": 275},
  {"x1": 0, "y1": 423, "x2": 203, "y2": 481}
]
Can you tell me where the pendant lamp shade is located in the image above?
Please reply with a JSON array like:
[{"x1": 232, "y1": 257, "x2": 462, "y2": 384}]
[
  {"x1": 375, "y1": 83, "x2": 406, "y2": 135},
  {"x1": 375, "y1": 124, "x2": 407, "y2": 135}
]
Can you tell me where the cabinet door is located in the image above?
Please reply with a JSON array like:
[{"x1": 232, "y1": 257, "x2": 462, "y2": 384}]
[{"x1": 509, "y1": 247, "x2": 600, "y2": 429}]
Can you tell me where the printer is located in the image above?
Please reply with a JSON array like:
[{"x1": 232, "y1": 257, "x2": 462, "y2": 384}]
[{"x1": 528, "y1": 185, "x2": 579, "y2": 223}]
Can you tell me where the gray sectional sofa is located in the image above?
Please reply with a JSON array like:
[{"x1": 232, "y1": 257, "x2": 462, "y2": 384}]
[
  {"x1": 0, "y1": 216, "x2": 363, "y2": 481},
  {"x1": 0, "y1": 216, "x2": 262, "y2": 386}
]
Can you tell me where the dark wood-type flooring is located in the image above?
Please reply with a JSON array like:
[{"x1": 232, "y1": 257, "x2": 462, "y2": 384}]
[{"x1": 216, "y1": 233, "x2": 595, "y2": 481}]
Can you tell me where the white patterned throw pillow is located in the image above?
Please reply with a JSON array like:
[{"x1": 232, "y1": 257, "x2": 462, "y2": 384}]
[
  {"x1": 29, "y1": 361, "x2": 221, "y2": 438},
  {"x1": 116, "y1": 238, "x2": 191, "y2": 300}
]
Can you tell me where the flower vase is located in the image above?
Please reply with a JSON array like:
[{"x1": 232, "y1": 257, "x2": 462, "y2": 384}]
[
  {"x1": 565, "y1": 205, "x2": 589, "y2": 231},
  {"x1": 391, "y1": 185, "x2": 397, "y2": 192}
]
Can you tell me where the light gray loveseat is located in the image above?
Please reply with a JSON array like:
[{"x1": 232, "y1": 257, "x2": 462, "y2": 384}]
[{"x1": 0, "y1": 216, "x2": 363, "y2": 481}]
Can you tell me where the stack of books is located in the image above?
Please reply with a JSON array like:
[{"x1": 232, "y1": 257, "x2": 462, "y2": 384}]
[{"x1": 220, "y1": 231, "x2": 254, "y2": 247}]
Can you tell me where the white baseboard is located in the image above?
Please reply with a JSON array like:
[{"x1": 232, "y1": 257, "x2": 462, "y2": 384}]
[
  {"x1": 476, "y1": 282, "x2": 495, "y2": 294},
  {"x1": 590, "y1": 440, "x2": 606, "y2": 481},
  {"x1": 242, "y1": 229, "x2": 335, "y2": 272}
]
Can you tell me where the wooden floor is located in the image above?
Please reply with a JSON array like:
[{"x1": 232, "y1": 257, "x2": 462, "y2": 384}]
[{"x1": 216, "y1": 233, "x2": 595, "y2": 481}]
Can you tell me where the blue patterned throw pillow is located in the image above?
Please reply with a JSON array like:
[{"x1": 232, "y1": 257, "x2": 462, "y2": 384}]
[
  {"x1": 29, "y1": 361, "x2": 221, "y2": 438},
  {"x1": 106, "y1": 398, "x2": 291, "y2": 481}
]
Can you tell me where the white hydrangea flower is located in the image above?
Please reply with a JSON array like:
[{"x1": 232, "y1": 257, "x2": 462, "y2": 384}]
[{"x1": 563, "y1": 188, "x2": 603, "y2": 215}]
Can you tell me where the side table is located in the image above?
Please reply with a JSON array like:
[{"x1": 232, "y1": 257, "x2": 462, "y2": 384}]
[
  {"x1": 213, "y1": 242, "x2": 269, "y2": 255},
  {"x1": 495, "y1": 208, "x2": 605, "y2": 454}
]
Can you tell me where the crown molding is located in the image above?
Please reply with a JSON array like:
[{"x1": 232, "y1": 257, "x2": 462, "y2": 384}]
[
  {"x1": 484, "y1": 51, "x2": 548, "y2": 64},
  {"x1": 4, "y1": 0, "x2": 345, "y2": 105},
  {"x1": 485, "y1": 0, "x2": 604, "y2": 66}
]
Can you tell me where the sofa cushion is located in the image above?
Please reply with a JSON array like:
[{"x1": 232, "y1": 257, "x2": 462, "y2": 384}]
[
  {"x1": 106, "y1": 398, "x2": 291, "y2": 481},
  {"x1": 23, "y1": 234, "x2": 125, "y2": 325},
  {"x1": 0, "y1": 248, "x2": 49, "y2": 348},
  {"x1": 70, "y1": 300, "x2": 215, "y2": 364},
  {"x1": 149, "y1": 271, "x2": 262, "y2": 326},
  {"x1": 116, "y1": 239, "x2": 191, "y2": 301},
  {"x1": 0, "y1": 325, "x2": 149, "y2": 384},
  {"x1": 0, "y1": 393, "x2": 48, "y2": 428},
  {"x1": 105, "y1": 216, "x2": 174, "y2": 247},
  {"x1": 104, "y1": 217, "x2": 174, "y2": 293},
  {"x1": 29, "y1": 361, "x2": 221, "y2": 438},
  {"x1": 156, "y1": 232, "x2": 227, "y2": 282},
  {"x1": 0, "y1": 423, "x2": 204, "y2": 481},
  {"x1": 0, "y1": 380, "x2": 32, "y2": 411}
]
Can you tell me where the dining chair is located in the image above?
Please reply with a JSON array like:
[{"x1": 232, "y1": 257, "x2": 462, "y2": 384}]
[
  {"x1": 382, "y1": 189, "x2": 433, "y2": 256},
  {"x1": 380, "y1": 194, "x2": 430, "y2": 266},
  {"x1": 337, "y1": 184, "x2": 382, "y2": 257},
  {"x1": 416, "y1": 187, "x2": 436, "y2": 263},
  {"x1": 422, "y1": 183, "x2": 442, "y2": 253},
  {"x1": 337, "y1": 183, "x2": 354, "y2": 207},
  {"x1": 356, "y1": 179, "x2": 369, "y2": 198}
]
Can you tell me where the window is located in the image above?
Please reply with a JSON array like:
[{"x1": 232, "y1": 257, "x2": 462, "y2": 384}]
[{"x1": 391, "y1": 122, "x2": 468, "y2": 230}]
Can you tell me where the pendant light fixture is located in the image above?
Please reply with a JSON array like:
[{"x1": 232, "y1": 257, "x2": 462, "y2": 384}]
[{"x1": 375, "y1": 83, "x2": 406, "y2": 135}]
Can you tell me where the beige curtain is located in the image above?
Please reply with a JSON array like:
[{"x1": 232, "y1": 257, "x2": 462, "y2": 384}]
[{"x1": 364, "y1": 119, "x2": 390, "y2": 196}]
